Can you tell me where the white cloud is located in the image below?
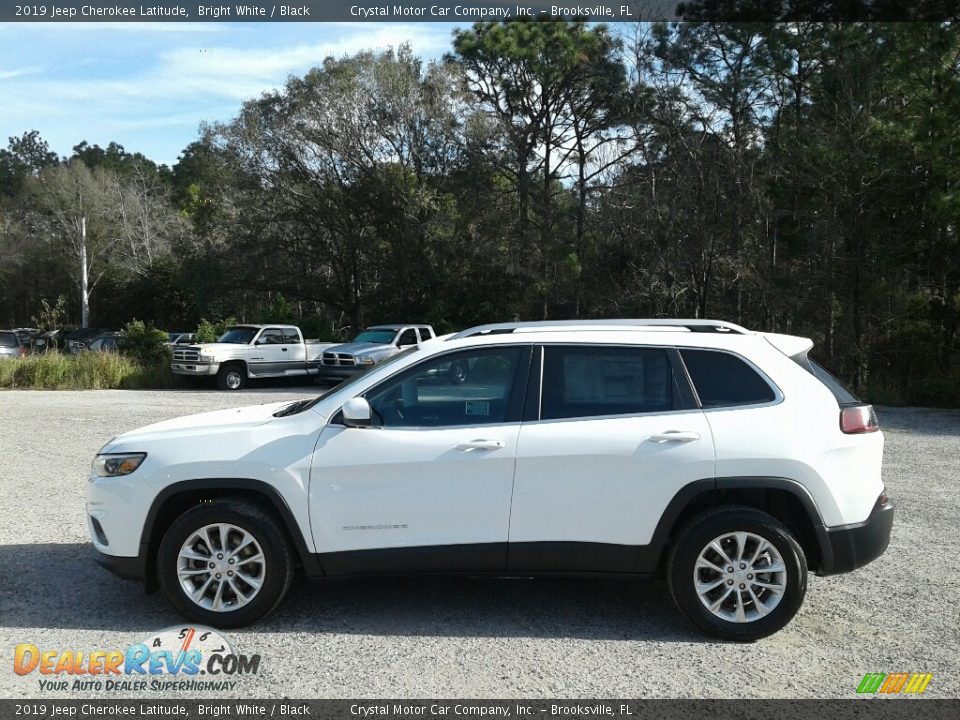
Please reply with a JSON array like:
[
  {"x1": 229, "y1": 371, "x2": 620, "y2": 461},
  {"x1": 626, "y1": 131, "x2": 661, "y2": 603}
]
[
  {"x1": 0, "y1": 22, "x2": 455, "y2": 165},
  {"x1": 0, "y1": 66, "x2": 42, "y2": 80}
]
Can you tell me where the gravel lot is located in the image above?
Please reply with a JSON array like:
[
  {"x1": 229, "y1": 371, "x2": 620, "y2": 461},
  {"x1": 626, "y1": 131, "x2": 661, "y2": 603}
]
[{"x1": 1, "y1": 389, "x2": 958, "y2": 699}]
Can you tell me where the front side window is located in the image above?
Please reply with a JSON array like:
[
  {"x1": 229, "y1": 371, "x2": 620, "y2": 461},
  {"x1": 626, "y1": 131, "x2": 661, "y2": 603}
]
[
  {"x1": 258, "y1": 328, "x2": 284, "y2": 345},
  {"x1": 366, "y1": 347, "x2": 525, "y2": 427},
  {"x1": 397, "y1": 329, "x2": 418, "y2": 347},
  {"x1": 541, "y1": 346, "x2": 674, "y2": 420},
  {"x1": 282, "y1": 329, "x2": 300, "y2": 344},
  {"x1": 680, "y1": 349, "x2": 776, "y2": 408}
]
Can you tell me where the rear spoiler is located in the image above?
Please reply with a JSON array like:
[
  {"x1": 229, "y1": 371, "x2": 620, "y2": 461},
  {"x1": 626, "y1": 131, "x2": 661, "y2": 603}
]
[{"x1": 761, "y1": 332, "x2": 814, "y2": 358}]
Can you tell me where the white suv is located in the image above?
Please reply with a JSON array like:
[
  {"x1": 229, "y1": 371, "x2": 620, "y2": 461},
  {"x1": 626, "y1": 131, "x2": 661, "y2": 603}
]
[{"x1": 88, "y1": 319, "x2": 893, "y2": 640}]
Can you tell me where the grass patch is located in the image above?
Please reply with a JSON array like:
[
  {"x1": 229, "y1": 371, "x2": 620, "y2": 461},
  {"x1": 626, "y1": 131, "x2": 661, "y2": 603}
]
[{"x1": 0, "y1": 351, "x2": 180, "y2": 390}]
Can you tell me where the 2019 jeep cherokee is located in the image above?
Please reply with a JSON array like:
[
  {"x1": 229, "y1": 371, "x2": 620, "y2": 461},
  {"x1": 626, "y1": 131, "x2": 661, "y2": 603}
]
[{"x1": 88, "y1": 319, "x2": 893, "y2": 640}]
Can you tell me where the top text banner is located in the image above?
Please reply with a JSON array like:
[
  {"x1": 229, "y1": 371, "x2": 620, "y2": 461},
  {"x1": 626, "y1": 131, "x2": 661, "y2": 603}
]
[
  {"x1": 4, "y1": 0, "x2": 677, "y2": 21},
  {"x1": 3, "y1": 0, "x2": 958, "y2": 22}
]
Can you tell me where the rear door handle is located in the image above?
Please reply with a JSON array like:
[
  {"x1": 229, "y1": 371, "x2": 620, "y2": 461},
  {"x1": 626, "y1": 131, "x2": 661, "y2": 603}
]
[
  {"x1": 456, "y1": 439, "x2": 505, "y2": 451},
  {"x1": 649, "y1": 431, "x2": 701, "y2": 443}
]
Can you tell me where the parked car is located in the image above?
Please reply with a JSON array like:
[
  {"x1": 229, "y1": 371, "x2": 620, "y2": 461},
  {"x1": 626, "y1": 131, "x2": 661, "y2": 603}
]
[
  {"x1": 65, "y1": 328, "x2": 108, "y2": 355},
  {"x1": 171, "y1": 324, "x2": 334, "y2": 390},
  {"x1": 83, "y1": 331, "x2": 124, "y2": 352},
  {"x1": 89, "y1": 319, "x2": 892, "y2": 639},
  {"x1": 319, "y1": 324, "x2": 436, "y2": 381},
  {"x1": 165, "y1": 332, "x2": 194, "y2": 347},
  {"x1": 0, "y1": 330, "x2": 27, "y2": 359}
]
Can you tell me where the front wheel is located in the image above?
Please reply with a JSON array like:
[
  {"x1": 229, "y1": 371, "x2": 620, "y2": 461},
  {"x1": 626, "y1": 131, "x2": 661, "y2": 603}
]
[
  {"x1": 667, "y1": 507, "x2": 807, "y2": 641},
  {"x1": 217, "y1": 363, "x2": 246, "y2": 391},
  {"x1": 157, "y1": 500, "x2": 295, "y2": 628}
]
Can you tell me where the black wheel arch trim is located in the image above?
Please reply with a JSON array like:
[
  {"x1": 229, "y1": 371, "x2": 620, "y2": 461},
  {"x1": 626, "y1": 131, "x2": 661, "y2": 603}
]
[
  {"x1": 139, "y1": 478, "x2": 322, "y2": 591},
  {"x1": 644, "y1": 476, "x2": 832, "y2": 574}
]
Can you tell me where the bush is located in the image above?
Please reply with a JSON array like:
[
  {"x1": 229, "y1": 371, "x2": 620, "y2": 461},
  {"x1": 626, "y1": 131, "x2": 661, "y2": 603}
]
[
  {"x1": 194, "y1": 316, "x2": 236, "y2": 344},
  {"x1": 120, "y1": 319, "x2": 170, "y2": 365},
  {"x1": 0, "y1": 351, "x2": 169, "y2": 390}
]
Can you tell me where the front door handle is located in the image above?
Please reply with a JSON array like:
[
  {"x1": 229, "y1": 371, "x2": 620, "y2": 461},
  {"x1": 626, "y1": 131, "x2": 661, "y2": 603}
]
[
  {"x1": 282, "y1": 348, "x2": 288, "y2": 352},
  {"x1": 456, "y1": 439, "x2": 505, "y2": 451},
  {"x1": 649, "y1": 430, "x2": 701, "y2": 443}
]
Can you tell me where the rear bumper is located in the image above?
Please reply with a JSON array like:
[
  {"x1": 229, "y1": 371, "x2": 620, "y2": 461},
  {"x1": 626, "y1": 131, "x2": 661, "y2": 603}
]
[
  {"x1": 819, "y1": 494, "x2": 894, "y2": 575},
  {"x1": 92, "y1": 545, "x2": 145, "y2": 581}
]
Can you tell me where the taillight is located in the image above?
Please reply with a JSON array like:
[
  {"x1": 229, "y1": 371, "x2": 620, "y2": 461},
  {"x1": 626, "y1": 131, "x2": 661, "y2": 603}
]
[
  {"x1": 18, "y1": 346, "x2": 27, "y2": 358},
  {"x1": 840, "y1": 404, "x2": 879, "y2": 434}
]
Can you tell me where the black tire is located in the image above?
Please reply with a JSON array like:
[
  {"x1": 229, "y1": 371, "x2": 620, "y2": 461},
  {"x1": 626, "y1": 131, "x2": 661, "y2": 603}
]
[
  {"x1": 667, "y1": 506, "x2": 807, "y2": 641},
  {"x1": 217, "y1": 363, "x2": 246, "y2": 391},
  {"x1": 448, "y1": 359, "x2": 469, "y2": 385},
  {"x1": 157, "y1": 499, "x2": 295, "y2": 628}
]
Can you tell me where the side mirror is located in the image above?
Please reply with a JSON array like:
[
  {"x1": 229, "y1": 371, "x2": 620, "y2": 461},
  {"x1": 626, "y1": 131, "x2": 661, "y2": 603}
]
[{"x1": 342, "y1": 397, "x2": 372, "y2": 428}]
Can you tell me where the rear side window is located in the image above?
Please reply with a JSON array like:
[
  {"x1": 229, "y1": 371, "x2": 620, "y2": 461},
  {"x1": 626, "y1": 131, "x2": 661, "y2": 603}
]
[
  {"x1": 0, "y1": 332, "x2": 17, "y2": 347},
  {"x1": 793, "y1": 355, "x2": 859, "y2": 404},
  {"x1": 541, "y1": 346, "x2": 674, "y2": 420},
  {"x1": 680, "y1": 349, "x2": 776, "y2": 408}
]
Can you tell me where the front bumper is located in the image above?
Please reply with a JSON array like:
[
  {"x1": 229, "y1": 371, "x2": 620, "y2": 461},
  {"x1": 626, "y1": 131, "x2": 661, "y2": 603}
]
[
  {"x1": 819, "y1": 493, "x2": 894, "y2": 575},
  {"x1": 171, "y1": 362, "x2": 219, "y2": 376},
  {"x1": 92, "y1": 545, "x2": 145, "y2": 581},
  {"x1": 318, "y1": 364, "x2": 367, "y2": 380}
]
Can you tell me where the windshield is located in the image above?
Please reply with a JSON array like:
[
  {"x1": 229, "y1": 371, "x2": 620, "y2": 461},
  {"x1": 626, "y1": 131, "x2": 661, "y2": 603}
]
[
  {"x1": 289, "y1": 346, "x2": 420, "y2": 414},
  {"x1": 0, "y1": 332, "x2": 18, "y2": 347},
  {"x1": 352, "y1": 329, "x2": 397, "y2": 344},
  {"x1": 217, "y1": 326, "x2": 258, "y2": 344}
]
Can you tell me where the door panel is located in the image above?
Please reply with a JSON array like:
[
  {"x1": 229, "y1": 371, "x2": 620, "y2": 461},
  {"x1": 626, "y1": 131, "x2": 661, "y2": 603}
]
[
  {"x1": 508, "y1": 344, "x2": 715, "y2": 572},
  {"x1": 251, "y1": 328, "x2": 286, "y2": 375},
  {"x1": 309, "y1": 345, "x2": 531, "y2": 573}
]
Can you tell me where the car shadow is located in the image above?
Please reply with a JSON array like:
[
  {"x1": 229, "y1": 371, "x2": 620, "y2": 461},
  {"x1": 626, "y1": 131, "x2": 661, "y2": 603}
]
[{"x1": 0, "y1": 543, "x2": 705, "y2": 642}]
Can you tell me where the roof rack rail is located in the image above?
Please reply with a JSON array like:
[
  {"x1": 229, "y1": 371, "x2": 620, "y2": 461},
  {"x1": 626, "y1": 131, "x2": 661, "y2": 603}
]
[{"x1": 448, "y1": 319, "x2": 751, "y2": 340}]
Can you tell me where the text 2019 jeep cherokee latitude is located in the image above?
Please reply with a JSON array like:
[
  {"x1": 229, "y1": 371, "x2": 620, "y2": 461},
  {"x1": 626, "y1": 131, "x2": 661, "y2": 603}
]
[{"x1": 88, "y1": 319, "x2": 893, "y2": 640}]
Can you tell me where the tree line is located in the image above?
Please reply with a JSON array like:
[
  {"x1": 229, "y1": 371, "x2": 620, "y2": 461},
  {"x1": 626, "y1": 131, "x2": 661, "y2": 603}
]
[{"x1": 1, "y1": 21, "x2": 958, "y2": 405}]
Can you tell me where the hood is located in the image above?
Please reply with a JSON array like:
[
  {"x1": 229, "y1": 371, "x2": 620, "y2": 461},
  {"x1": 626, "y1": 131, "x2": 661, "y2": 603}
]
[
  {"x1": 181, "y1": 342, "x2": 250, "y2": 352},
  {"x1": 105, "y1": 401, "x2": 291, "y2": 448},
  {"x1": 325, "y1": 341, "x2": 391, "y2": 356}
]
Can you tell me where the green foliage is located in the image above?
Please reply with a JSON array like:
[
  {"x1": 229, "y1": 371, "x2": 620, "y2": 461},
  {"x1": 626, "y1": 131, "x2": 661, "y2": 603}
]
[
  {"x1": 0, "y1": 351, "x2": 177, "y2": 390},
  {"x1": 120, "y1": 319, "x2": 170, "y2": 365},
  {"x1": 31, "y1": 295, "x2": 68, "y2": 331},
  {"x1": 194, "y1": 317, "x2": 236, "y2": 344},
  {"x1": 257, "y1": 294, "x2": 295, "y2": 324},
  {"x1": 2, "y1": 22, "x2": 960, "y2": 406}
]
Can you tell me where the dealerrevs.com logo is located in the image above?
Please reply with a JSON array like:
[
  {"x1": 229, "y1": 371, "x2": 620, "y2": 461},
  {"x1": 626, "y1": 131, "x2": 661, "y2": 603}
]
[
  {"x1": 13, "y1": 626, "x2": 260, "y2": 692},
  {"x1": 857, "y1": 672, "x2": 933, "y2": 695}
]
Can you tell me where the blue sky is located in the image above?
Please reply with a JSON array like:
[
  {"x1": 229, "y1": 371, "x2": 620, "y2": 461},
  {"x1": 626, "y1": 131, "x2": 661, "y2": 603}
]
[{"x1": 0, "y1": 22, "x2": 461, "y2": 167}]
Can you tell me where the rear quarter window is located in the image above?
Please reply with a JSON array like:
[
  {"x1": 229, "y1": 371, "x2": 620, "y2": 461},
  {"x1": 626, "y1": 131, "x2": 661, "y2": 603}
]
[
  {"x1": 680, "y1": 349, "x2": 776, "y2": 408},
  {"x1": 792, "y1": 356, "x2": 860, "y2": 405}
]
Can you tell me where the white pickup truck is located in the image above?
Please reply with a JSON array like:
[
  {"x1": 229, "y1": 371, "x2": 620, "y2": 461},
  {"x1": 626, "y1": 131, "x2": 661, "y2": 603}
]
[{"x1": 171, "y1": 324, "x2": 334, "y2": 390}]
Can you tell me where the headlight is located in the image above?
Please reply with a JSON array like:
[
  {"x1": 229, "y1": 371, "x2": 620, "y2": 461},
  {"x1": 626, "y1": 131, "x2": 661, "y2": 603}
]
[
  {"x1": 199, "y1": 354, "x2": 214, "y2": 362},
  {"x1": 92, "y1": 453, "x2": 147, "y2": 477},
  {"x1": 358, "y1": 357, "x2": 376, "y2": 365}
]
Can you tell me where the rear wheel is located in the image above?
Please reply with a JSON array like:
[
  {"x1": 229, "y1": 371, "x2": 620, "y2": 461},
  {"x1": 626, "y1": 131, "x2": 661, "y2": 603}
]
[
  {"x1": 157, "y1": 499, "x2": 294, "y2": 628},
  {"x1": 217, "y1": 363, "x2": 246, "y2": 391},
  {"x1": 667, "y1": 507, "x2": 807, "y2": 641}
]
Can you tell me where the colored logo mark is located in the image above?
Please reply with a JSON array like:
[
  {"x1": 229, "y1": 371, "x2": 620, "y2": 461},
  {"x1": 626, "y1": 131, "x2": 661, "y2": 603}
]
[{"x1": 857, "y1": 672, "x2": 933, "y2": 695}]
